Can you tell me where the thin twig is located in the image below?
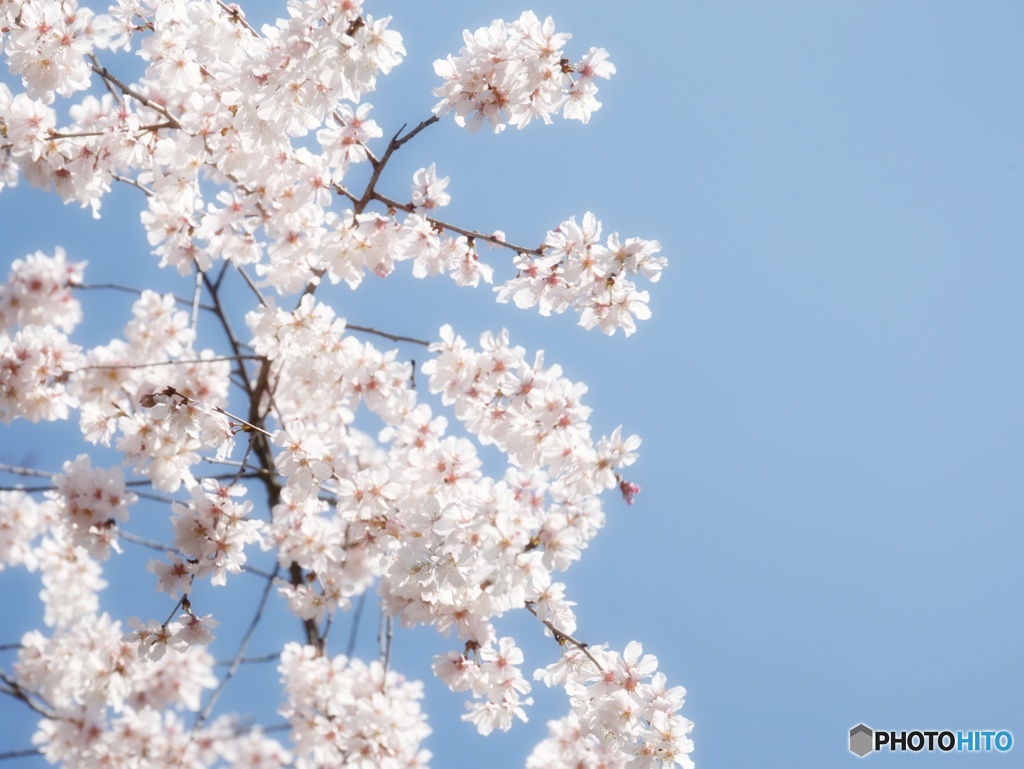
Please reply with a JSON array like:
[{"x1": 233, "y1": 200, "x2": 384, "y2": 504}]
[
  {"x1": 372, "y1": 191, "x2": 544, "y2": 256},
  {"x1": 72, "y1": 282, "x2": 193, "y2": 304},
  {"x1": 524, "y1": 602, "x2": 604, "y2": 672},
  {"x1": 119, "y1": 531, "x2": 275, "y2": 579},
  {"x1": 345, "y1": 592, "x2": 367, "y2": 658},
  {"x1": 0, "y1": 673, "x2": 55, "y2": 719},
  {"x1": 216, "y1": 0, "x2": 259, "y2": 37},
  {"x1": 90, "y1": 63, "x2": 181, "y2": 127},
  {"x1": 110, "y1": 173, "x2": 154, "y2": 196},
  {"x1": 118, "y1": 531, "x2": 175, "y2": 552},
  {"x1": 0, "y1": 748, "x2": 42, "y2": 760},
  {"x1": 379, "y1": 613, "x2": 393, "y2": 688},
  {"x1": 0, "y1": 464, "x2": 52, "y2": 479},
  {"x1": 358, "y1": 116, "x2": 440, "y2": 215},
  {"x1": 69, "y1": 355, "x2": 261, "y2": 374},
  {"x1": 191, "y1": 270, "x2": 203, "y2": 334},
  {"x1": 236, "y1": 266, "x2": 267, "y2": 306},
  {"x1": 262, "y1": 723, "x2": 291, "y2": 734},
  {"x1": 345, "y1": 324, "x2": 431, "y2": 348},
  {"x1": 194, "y1": 564, "x2": 280, "y2": 728},
  {"x1": 213, "y1": 652, "x2": 280, "y2": 666},
  {"x1": 391, "y1": 115, "x2": 440, "y2": 153}
]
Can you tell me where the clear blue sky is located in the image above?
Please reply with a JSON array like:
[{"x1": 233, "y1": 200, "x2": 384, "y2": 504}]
[{"x1": 2, "y1": 1, "x2": 1022, "y2": 767}]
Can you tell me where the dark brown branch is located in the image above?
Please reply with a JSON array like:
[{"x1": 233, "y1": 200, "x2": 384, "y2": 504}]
[
  {"x1": 0, "y1": 673, "x2": 55, "y2": 719},
  {"x1": 119, "y1": 531, "x2": 274, "y2": 578},
  {"x1": 525, "y1": 601, "x2": 604, "y2": 672},
  {"x1": 0, "y1": 748, "x2": 42, "y2": 760},
  {"x1": 90, "y1": 63, "x2": 181, "y2": 128},
  {"x1": 358, "y1": 116, "x2": 440, "y2": 215},
  {"x1": 371, "y1": 191, "x2": 544, "y2": 256},
  {"x1": 194, "y1": 563, "x2": 280, "y2": 728}
]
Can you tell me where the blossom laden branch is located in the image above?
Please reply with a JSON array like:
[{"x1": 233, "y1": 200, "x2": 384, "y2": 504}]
[{"x1": 525, "y1": 601, "x2": 604, "y2": 672}]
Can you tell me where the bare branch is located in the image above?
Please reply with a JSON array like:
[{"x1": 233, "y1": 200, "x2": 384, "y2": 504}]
[
  {"x1": 0, "y1": 672, "x2": 55, "y2": 719},
  {"x1": 69, "y1": 355, "x2": 260, "y2": 374},
  {"x1": 194, "y1": 564, "x2": 280, "y2": 728},
  {"x1": 89, "y1": 63, "x2": 182, "y2": 128},
  {"x1": 372, "y1": 191, "x2": 544, "y2": 256},
  {"x1": 358, "y1": 116, "x2": 440, "y2": 214},
  {"x1": 213, "y1": 652, "x2": 280, "y2": 666},
  {"x1": 74, "y1": 282, "x2": 203, "y2": 308},
  {"x1": 0, "y1": 748, "x2": 42, "y2": 760},
  {"x1": 345, "y1": 592, "x2": 367, "y2": 658},
  {"x1": 525, "y1": 601, "x2": 604, "y2": 673},
  {"x1": 345, "y1": 324, "x2": 431, "y2": 348}
]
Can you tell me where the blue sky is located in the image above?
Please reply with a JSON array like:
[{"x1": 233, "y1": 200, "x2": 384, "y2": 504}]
[{"x1": 2, "y1": 1, "x2": 1022, "y2": 767}]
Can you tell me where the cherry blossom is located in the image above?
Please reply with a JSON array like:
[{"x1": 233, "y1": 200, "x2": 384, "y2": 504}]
[{"x1": 0, "y1": 2, "x2": 690, "y2": 767}]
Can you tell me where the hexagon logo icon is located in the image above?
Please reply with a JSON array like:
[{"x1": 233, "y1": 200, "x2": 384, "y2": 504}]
[{"x1": 850, "y1": 724, "x2": 874, "y2": 757}]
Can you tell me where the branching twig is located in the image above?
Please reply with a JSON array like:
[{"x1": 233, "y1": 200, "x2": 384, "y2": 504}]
[
  {"x1": 372, "y1": 191, "x2": 544, "y2": 256},
  {"x1": 525, "y1": 601, "x2": 604, "y2": 672},
  {"x1": 216, "y1": 0, "x2": 260, "y2": 36},
  {"x1": 89, "y1": 63, "x2": 182, "y2": 128},
  {"x1": 119, "y1": 531, "x2": 275, "y2": 578},
  {"x1": 358, "y1": 116, "x2": 440, "y2": 215},
  {"x1": 194, "y1": 564, "x2": 280, "y2": 729},
  {"x1": 0, "y1": 673, "x2": 55, "y2": 719}
]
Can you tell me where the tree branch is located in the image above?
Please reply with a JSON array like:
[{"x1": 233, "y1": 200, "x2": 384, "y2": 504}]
[
  {"x1": 345, "y1": 324, "x2": 431, "y2": 348},
  {"x1": 89, "y1": 63, "x2": 182, "y2": 128},
  {"x1": 371, "y1": 191, "x2": 544, "y2": 256},
  {"x1": 194, "y1": 563, "x2": 280, "y2": 728},
  {"x1": 525, "y1": 602, "x2": 604, "y2": 672}
]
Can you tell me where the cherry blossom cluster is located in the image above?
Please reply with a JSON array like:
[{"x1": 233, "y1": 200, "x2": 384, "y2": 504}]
[
  {"x1": 432, "y1": 10, "x2": 616, "y2": 131},
  {"x1": 433, "y1": 637, "x2": 534, "y2": 736},
  {"x1": 1, "y1": 0, "x2": 661, "y2": 334},
  {"x1": 0, "y1": 249, "x2": 85, "y2": 423},
  {"x1": 65, "y1": 286, "x2": 232, "y2": 489},
  {"x1": 0, "y1": 463, "x2": 125, "y2": 628},
  {"x1": 497, "y1": 212, "x2": 666, "y2": 336},
  {"x1": 0, "y1": 247, "x2": 84, "y2": 331},
  {"x1": 278, "y1": 642, "x2": 431, "y2": 769},
  {"x1": 530, "y1": 642, "x2": 695, "y2": 768},
  {"x1": 245, "y1": 296, "x2": 650, "y2": 735},
  {"x1": 0, "y1": 489, "x2": 48, "y2": 572},
  {"x1": 156, "y1": 479, "x2": 263, "y2": 589},
  {"x1": 141, "y1": 386, "x2": 236, "y2": 461},
  {"x1": 12, "y1": 612, "x2": 289, "y2": 768},
  {"x1": 0, "y1": 0, "x2": 692, "y2": 765},
  {"x1": 123, "y1": 611, "x2": 220, "y2": 662}
]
